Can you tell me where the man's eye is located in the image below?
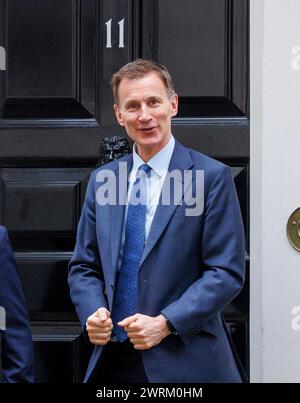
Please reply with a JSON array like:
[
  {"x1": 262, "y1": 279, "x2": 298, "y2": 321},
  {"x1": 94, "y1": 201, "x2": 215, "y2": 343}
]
[
  {"x1": 149, "y1": 99, "x2": 159, "y2": 106},
  {"x1": 127, "y1": 103, "x2": 138, "y2": 110}
]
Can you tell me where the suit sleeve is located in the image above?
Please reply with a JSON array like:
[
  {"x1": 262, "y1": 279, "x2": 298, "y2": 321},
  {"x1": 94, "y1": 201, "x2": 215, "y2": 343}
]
[
  {"x1": 68, "y1": 170, "x2": 108, "y2": 330},
  {"x1": 161, "y1": 164, "x2": 245, "y2": 345},
  {"x1": 0, "y1": 227, "x2": 34, "y2": 383}
]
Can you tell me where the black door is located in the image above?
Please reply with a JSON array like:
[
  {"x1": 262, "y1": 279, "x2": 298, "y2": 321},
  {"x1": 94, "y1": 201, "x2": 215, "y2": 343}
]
[{"x1": 0, "y1": 0, "x2": 249, "y2": 382}]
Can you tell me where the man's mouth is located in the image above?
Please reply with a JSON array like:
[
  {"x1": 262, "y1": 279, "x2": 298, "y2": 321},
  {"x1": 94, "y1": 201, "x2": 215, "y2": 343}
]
[{"x1": 139, "y1": 127, "x2": 156, "y2": 132}]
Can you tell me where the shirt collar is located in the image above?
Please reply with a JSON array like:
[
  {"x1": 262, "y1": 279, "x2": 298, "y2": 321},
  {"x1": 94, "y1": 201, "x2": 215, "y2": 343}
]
[{"x1": 132, "y1": 135, "x2": 175, "y2": 178}]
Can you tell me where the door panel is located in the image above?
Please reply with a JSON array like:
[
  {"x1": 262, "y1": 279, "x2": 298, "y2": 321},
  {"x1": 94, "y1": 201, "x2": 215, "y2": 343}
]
[
  {"x1": 1, "y1": 0, "x2": 97, "y2": 125},
  {"x1": 152, "y1": 0, "x2": 227, "y2": 97},
  {"x1": 141, "y1": 0, "x2": 248, "y2": 118}
]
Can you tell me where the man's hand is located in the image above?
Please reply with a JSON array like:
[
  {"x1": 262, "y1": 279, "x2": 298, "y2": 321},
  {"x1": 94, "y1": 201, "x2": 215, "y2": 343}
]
[
  {"x1": 118, "y1": 313, "x2": 171, "y2": 350},
  {"x1": 86, "y1": 307, "x2": 113, "y2": 345}
]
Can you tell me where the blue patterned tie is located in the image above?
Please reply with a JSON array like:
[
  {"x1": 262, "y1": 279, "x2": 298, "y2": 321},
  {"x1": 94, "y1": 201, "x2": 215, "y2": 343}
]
[{"x1": 111, "y1": 164, "x2": 151, "y2": 342}]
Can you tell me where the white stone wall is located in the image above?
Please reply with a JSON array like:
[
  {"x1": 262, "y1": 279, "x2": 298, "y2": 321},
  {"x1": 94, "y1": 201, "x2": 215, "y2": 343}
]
[{"x1": 251, "y1": 0, "x2": 300, "y2": 382}]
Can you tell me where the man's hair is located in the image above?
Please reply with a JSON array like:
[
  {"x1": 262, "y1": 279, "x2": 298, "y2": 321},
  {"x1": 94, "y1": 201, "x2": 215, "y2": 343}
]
[{"x1": 111, "y1": 59, "x2": 175, "y2": 105}]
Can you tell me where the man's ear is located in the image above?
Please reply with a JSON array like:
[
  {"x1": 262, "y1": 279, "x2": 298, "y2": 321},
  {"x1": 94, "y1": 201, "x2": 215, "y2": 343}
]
[
  {"x1": 113, "y1": 104, "x2": 125, "y2": 126},
  {"x1": 170, "y1": 94, "x2": 179, "y2": 118}
]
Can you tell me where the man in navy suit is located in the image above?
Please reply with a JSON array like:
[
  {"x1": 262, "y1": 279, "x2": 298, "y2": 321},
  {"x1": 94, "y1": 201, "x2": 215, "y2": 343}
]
[
  {"x1": 68, "y1": 59, "x2": 246, "y2": 383},
  {"x1": 0, "y1": 225, "x2": 34, "y2": 383}
]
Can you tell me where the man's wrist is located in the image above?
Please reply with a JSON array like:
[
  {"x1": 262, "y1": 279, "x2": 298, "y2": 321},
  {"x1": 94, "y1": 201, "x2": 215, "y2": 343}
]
[
  {"x1": 159, "y1": 314, "x2": 178, "y2": 335},
  {"x1": 156, "y1": 314, "x2": 170, "y2": 336}
]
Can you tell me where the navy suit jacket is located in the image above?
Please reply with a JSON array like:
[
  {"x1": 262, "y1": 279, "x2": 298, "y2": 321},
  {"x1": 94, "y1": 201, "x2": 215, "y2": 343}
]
[
  {"x1": 68, "y1": 140, "x2": 246, "y2": 383},
  {"x1": 0, "y1": 226, "x2": 34, "y2": 383}
]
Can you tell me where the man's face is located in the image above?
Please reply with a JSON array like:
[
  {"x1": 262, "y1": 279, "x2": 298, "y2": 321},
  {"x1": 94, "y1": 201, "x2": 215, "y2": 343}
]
[{"x1": 113, "y1": 72, "x2": 178, "y2": 157}]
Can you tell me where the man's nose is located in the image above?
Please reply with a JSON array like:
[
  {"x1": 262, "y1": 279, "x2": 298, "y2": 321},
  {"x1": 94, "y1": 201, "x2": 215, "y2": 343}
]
[{"x1": 138, "y1": 105, "x2": 151, "y2": 121}]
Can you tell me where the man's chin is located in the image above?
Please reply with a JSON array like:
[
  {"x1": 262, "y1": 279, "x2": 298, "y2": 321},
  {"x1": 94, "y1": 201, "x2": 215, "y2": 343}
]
[
  {"x1": 136, "y1": 135, "x2": 160, "y2": 146},
  {"x1": 137, "y1": 140, "x2": 160, "y2": 150}
]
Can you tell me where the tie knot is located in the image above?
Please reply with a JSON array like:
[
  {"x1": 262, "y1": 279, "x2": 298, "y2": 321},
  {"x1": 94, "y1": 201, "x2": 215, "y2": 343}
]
[{"x1": 137, "y1": 164, "x2": 151, "y2": 176}]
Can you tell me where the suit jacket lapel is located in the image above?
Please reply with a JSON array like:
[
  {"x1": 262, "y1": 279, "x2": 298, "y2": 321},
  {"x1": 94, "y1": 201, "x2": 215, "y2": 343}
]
[
  {"x1": 109, "y1": 155, "x2": 132, "y2": 281},
  {"x1": 139, "y1": 141, "x2": 193, "y2": 267}
]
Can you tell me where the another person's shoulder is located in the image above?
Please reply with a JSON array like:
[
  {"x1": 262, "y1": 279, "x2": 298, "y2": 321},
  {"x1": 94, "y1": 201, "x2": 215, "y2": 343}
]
[
  {"x1": 0, "y1": 225, "x2": 8, "y2": 242},
  {"x1": 0, "y1": 226, "x2": 11, "y2": 269}
]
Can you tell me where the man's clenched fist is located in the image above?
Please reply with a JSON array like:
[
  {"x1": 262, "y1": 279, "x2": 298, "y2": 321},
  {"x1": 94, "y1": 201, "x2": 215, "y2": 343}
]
[{"x1": 86, "y1": 307, "x2": 113, "y2": 345}]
